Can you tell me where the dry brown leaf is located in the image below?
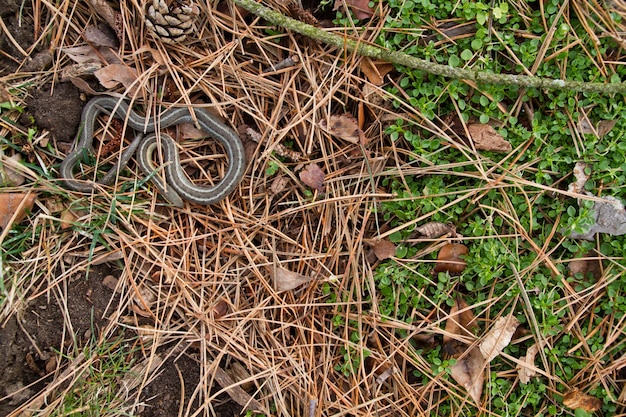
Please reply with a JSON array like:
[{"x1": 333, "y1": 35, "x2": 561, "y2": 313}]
[
  {"x1": 101, "y1": 275, "x2": 120, "y2": 292},
  {"x1": 86, "y1": 0, "x2": 120, "y2": 37},
  {"x1": 568, "y1": 251, "x2": 603, "y2": 281},
  {"x1": 414, "y1": 222, "x2": 455, "y2": 238},
  {"x1": 444, "y1": 295, "x2": 477, "y2": 357},
  {"x1": 0, "y1": 154, "x2": 26, "y2": 186},
  {"x1": 360, "y1": 57, "x2": 393, "y2": 86},
  {"x1": 60, "y1": 45, "x2": 120, "y2": 65},
  {"x1": 94, "y1": 64, "x2": 138, "y2": 90},
  {"x1": 132, "y1": 45, "x2": 166, "y2": 66},
  {"x1": 318, "y1": 114, "x2": 364, "y2": 144},
  {"x1": 479, "y1": 315, "x2": 520, "y2": 362},
  {"x1": 83, "y1": 24, "x2": 118, "y2": 48},
  {"x1": 299, "y1": 163, "x2": 325, "y2": 191},
  {"x1": 0, "y1": 193, "x2": 37, "y2": 230},
  {"x1": 467, "y1": 124, "x2": 512, "y2": 153},
  {"x1": 273, "y1": 266, "x2": 312, "y2": 291},
  {"x1": 270, "y1": 176, "x2": 288, "y2": 194},
  {"x1": 178, "y1": 122, "x2": 206, "y2": 139},
  {"x1": 434, "y1": 243, "x2": 468, "y2": 274},
  {"x1": 563, "y1": 389, "x2": 603, "y2": 412},
  {"x1": 517, "y1": 343, "x2": 540, "y2": 384},
  {"x1": 60, "y1": 210, "x2": 77, "y2": 230},
  {"x1": 334, "y1": 0, "x2": 374, "y2": 19},
  {"x1": 450, "y1": 347, "x2": 485, "y2": 404},
  {"x1": 578, "y1": 115, "x2": 617, "y2": 137},
  {"x1": 371, "y1": 239, "x2": 396, "y2": 260}
]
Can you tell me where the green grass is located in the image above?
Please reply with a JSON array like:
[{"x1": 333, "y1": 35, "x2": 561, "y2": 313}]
[{"x1": 327, "y1": 0, "x2": 626, "y2": 415}]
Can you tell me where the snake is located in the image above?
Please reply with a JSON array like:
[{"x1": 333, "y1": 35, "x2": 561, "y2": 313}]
[{"x1": 59, "y1": 96, "x2": 246, "y2": 207}]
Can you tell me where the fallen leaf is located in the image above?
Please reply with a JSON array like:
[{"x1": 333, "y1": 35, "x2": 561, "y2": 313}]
[
  {"x1": 273, "y1": 266, "x2": 312, "y2": 291},
  {"x1": 450, "y1": 347, "x2": 485, "y2": 404},
  {"x1": 467, "y1": 124, "x2": 512, "y2": 153},
  {"x1": 0, "y1": 154, "x2": 26, "y2": 186},
  {"x1": 334, "y1": 0, "x2": 374, "y2": 19},
  {"x1": 270, "y1": 176, "x2": 288, "y2": 194},
  {"x1": 132, "y1": 45, "x2": 166, "y2": 66},
  {"x1": 60, "y1": 45, "x2": 120, "y2": 65},
  {"x1": 597, "y1": 119, "x2": 618, "y2": 137},
  {"x1": 0, "y1": 193, "x2": 37, "y2": 230},
  {"x1": 517, "y1": 342, "x2": 540, "y2": 384},
  {"x1": 83, "y1": 24, "x2": 118, "y2": 48},
  {"x1": 60, "y1": 210, "x2": 77, "y2": 230},
  {"x1": 434, "y1": 243, "x2": 468, "y2": 274},
  {"x1": 319, "y1": 114, "x2": 365, "y2": 144},
  {"x1": 371, "y1": 239, "x2": 396, "y2": 260},
  {"x1": 94, "y1": 64, "x2": 138, "y2": 90},
  {"x1": 568, "y1": 251, "x2": 603, "y2": 281},
  {"x1": 101, "y1": 275, "x2": 120, "y2": 292},
  {"x1": 563, "y1": 389, "x2": 602, "y2": 412},
  {"x1": 443, "y1": 295, "x2": 477, "y2": 357},
  {"x1": 479, "y1": 315, "x2": 520, "y2": 362},
  {"x1": 210, "y1": 298, "x2": 230, "y2": 319},
  {"x1": 299, "y1": 163, "x2": 325, "y2": 191},
  {"x1": 414, "y1": 222, "x2": 455, "y2": 239},
  {"x1": 578, "y1": 114, "x2": 617, "y2": 137},
  {"x1": 360, "y1": 57, "x2": 393, "y2": 86},
  {"x1": 178, "y1": 122, "x2": 206, "y2": 139}
]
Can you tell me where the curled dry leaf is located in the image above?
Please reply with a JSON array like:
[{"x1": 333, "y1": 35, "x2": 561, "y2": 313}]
[
  {"x1": 444, "y1": 295, "x2": 477, "y2": 357},
  {"x1": 299, "y1": 163, "x2": 325, "y2": 191},
  {"x1": 414, "y1": 222, "x2": 455, "y2": 239},
  {"x1": 467, "y1": 124, "x2": 512, "y2": 153},
  {"x1": 445, "y1": 293, "x2": 484, "y2": 403},
  {"x1": 211, "y1": 298, "x2": 230, "y2": 319},
  {"x1": 94, "y1": 64, "x2": 138, "y2": 90},
  {"x1": 563, "y1": 389, "x2": 602, "y2": 412},
  {"x1": 318, "y1": 113, "x2": 365, "y2": 144},
  {"x1": 0, "y1": 193, "x2": 37, "y2": 230},
  {"x1": 273, "y1": 266, "x2": 313, "y2": 291},
  {"x1": 450, "y1": 347, "x2": 485, "y2": 404},
  {"x1": 360, "y1": 57, "x2": 393, "y2": 86},
  {"x1": 479, "y1": 315, "x2": 520, "y2": 362},
  {"x1": 371, "y1": 239, "x2": 396, "y2": 260},
  {"x1": 517, "y1": 342, "x2": 540, "y2": 384},
  {"x1": 434, "y1": 243, "x2": 468, "y2": 274}
]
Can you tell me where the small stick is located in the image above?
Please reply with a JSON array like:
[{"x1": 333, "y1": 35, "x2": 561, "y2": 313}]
[{"x1": 262, "y1": 54, "x2": 300, "y2": 73}]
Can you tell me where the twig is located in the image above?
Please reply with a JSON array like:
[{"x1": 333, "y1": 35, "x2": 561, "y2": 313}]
[{"x1": 231, "y1": 0, "x2": 626, "y2": 95}]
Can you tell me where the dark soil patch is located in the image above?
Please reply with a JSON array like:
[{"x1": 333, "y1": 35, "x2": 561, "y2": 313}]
[
  {"x1": 0, "y1": 1, "x2": 38, "y2": 76},
  {"x1": 24, "y1": 83, "x2": 84, "y2": 144},
  {"x1": 0, "y1": 265, "x2": 118, "y2": 416}
]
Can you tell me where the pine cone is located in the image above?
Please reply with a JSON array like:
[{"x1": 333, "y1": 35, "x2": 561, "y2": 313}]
[{"x1": 145, "y1": 0, "x2": 198, "y2": 44}]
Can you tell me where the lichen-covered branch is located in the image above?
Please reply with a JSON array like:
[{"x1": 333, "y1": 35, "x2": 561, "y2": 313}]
[{"x1": 231, "y1": 0, "x2": 626, "y2": 95}]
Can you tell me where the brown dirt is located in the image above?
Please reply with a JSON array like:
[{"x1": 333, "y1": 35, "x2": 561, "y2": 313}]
[{"x1": 0, "y1": 265, "x2": 117, "y2": 416}]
